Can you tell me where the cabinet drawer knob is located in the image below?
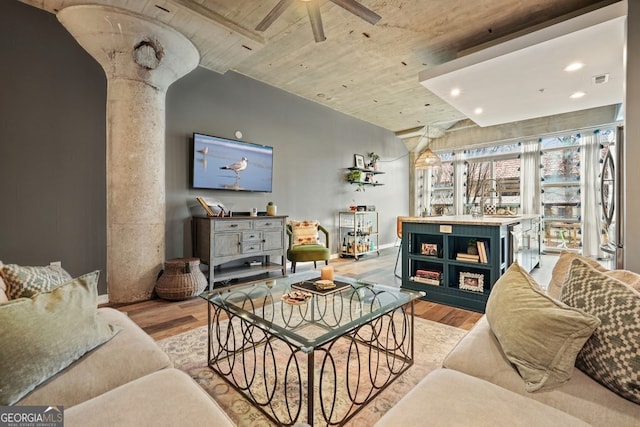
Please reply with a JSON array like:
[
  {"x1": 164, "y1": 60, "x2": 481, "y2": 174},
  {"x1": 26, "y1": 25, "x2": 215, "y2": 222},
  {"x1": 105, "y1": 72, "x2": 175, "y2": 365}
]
[{"x1": 230, "y1": 224, "x2": 238, "y2": 228}]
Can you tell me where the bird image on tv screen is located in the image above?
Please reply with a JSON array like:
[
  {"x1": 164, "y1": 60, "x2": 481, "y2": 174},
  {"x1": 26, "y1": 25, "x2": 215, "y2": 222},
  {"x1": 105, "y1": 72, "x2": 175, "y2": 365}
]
[
  {"x1": 220, "y1": 156, "x2": 248, "y2": 177},
  {"x1": 192, "y1": 133, "x2": 273, "y2": 192}
]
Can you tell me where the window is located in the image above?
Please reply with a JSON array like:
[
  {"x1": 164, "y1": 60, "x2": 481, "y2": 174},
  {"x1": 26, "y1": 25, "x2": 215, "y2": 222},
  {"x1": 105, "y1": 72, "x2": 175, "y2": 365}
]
[{"x1": 464, "y1": 143, "x2": 521, "y2": 214}]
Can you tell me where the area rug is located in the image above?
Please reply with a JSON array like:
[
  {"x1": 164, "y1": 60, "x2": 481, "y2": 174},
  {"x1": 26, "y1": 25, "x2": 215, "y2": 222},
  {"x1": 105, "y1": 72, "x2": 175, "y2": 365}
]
[{"x1": 157, "y1": 318, "x2": 466, "y2": 426}]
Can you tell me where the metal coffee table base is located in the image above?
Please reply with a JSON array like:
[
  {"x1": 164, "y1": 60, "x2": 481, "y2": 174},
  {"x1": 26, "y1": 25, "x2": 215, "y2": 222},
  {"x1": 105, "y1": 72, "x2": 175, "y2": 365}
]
[{"x1": 207, "y1": 301, "x2": 416, "y2": 426}]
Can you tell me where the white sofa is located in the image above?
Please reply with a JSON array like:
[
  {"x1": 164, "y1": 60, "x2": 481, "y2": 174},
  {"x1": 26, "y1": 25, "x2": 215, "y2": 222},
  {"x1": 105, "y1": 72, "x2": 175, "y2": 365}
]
[
  {"x1": 17, "y1": 308, "x2": 235, "y2": 427},
  {"x1": 377, "y1": 253, "x2": 640, "y2": 426}
]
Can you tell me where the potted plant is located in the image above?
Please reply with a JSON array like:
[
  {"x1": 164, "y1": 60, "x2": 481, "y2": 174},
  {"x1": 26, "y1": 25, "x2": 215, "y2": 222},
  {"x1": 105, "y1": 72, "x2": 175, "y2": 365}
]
[
  {"x1": 347, "y1": 169, "x2": 362, "y2": 182},
  {"x1": 347, "y1": 169, "x2": 365, "y2": 191},
  {"x1": 266, "y1": 201, "x2": 277, "y2": 216},
  {"x1": 367, "y1": 152, "x2": 380, "y2": 170}
]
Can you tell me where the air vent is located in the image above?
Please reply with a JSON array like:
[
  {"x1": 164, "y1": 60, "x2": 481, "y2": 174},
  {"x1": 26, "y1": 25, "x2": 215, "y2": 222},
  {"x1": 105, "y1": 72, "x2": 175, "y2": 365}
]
[{"x1": 593, "y1": 73, "x2": 609, "y2": 85}]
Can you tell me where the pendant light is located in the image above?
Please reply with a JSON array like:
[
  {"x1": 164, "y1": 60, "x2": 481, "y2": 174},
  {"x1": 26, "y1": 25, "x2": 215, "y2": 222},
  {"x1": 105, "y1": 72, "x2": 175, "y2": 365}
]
[{"x1": 415, "y1": 125, "x2": 441, "y2": 169}]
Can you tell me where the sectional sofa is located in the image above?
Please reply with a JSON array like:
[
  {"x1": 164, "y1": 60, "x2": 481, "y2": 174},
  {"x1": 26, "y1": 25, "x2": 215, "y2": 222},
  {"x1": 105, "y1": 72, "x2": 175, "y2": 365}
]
[
  {"x1": 0, "y1": 265, "x2": 234, "y2": 426},
  {"x1": 377, "y1": 252, "x2": 640, "y2": 426}
]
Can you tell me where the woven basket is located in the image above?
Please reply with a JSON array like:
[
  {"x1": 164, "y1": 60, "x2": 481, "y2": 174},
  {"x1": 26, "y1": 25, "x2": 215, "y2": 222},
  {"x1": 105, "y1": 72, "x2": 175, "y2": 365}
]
[{"x1": 155, "y1": 258, "x2": 207, "y2": 301}]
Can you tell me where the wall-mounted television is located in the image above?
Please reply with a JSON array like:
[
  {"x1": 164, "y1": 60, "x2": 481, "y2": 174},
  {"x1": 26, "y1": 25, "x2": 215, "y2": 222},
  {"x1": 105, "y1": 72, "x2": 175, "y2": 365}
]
[{"x1": 191, "y1": 133, "x2": 273, "y2": 193}]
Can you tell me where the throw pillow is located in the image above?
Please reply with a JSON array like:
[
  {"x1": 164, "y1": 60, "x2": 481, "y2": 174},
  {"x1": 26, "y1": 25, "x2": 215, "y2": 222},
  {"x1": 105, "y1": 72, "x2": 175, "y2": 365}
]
[
  {"x1": 547, "y1": 251, "x2": 607, "y2": 299},
  {"x1": 486, "y1": 262, "x2": 600, "y2": 392},
  {"x1": 0, "y1": 271, "x2": 121, "y2": 405},
  {"x1": 291, "y1": 220, "x2": 320, "y2": 246},
  {"x1": 605, "y1": 269, "x2": 640, "y2": 292},
  {"x1": 560, "y1": 258, "x2": 640, "y2": 404},
  {"x1": 1, "y1": 263, "x2": 72, "y2": 299}
]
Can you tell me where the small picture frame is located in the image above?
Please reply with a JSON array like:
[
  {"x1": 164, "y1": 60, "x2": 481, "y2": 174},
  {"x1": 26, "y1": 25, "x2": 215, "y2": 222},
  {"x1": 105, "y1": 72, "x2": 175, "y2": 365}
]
[
  {"x1": 421, "y1": 243, "x2": 438, "y2": 256},
  {"x1": 459, "y1": 272, "x2": 484, "y2": 292},
  {"x1": 354, "y1": 154, "x2": 365, "y2": 169}
]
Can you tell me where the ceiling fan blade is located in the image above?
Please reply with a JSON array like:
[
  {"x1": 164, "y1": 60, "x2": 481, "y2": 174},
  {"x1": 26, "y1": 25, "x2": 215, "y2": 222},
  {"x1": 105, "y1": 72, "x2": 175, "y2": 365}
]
[
  {"x1": 306, "y1": 1, "x2": 326, "y2": 42},
  {"x1": 255, "y1": 0, "x2": 296, "y2": 31},
  {"x1": 329, "y1": 0, "x2": 381, "y2": 25}
]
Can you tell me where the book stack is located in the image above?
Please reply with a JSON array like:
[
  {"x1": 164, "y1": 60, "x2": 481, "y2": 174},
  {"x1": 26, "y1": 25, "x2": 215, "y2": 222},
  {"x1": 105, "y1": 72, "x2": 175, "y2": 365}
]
[
  {"x1": 412, "y1": 269, "x2": 442, "y2": 286},
  {"x1": 456, "y1": 252, "x2": 480, "y2": 263}
]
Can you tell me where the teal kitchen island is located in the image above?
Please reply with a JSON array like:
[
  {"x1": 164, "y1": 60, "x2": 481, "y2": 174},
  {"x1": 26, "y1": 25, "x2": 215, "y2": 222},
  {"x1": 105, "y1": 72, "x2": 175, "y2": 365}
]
[{"x1": 401, "y1": 215, "x2": 540, "y2": 312}]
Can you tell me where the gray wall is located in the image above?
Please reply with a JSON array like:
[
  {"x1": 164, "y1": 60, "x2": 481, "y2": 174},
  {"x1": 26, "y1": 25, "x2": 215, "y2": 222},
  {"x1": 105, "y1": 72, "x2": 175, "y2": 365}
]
[
  {"x1": 166, "y1": 68, "x2": 409, "y2": 259},
  {"x1": 0, "y1": 0, "x2": 409, "y2": 295},
  {"x1": 0, "y1": 1, "x2": 108, "y2": 291}
]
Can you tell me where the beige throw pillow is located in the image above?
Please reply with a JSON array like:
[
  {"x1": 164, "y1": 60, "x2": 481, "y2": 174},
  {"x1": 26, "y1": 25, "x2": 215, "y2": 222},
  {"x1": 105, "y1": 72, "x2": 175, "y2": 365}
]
[
  {"x1": 291, "y1": 220, "x2": 320, "y2": 246},
  {"x1": 561, "y1": 258, "x2": 640, "y2": 404},
  {"x1": 486, "y1": 262, "x2": 600, "y2": 392},
  {"x1": 605, "y1": 269, "x2": 640, "y2": 292},
  {"x1": 0, "y1": 271, "x2": 121, "y2": 405},
  {"x1": 547, "y1": 251, "x2": 607, "y2": 299}
]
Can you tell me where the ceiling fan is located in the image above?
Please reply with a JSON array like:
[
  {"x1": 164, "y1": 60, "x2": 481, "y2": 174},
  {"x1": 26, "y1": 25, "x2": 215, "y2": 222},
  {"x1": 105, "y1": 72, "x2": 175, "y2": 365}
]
[{"x1": 255, "y1": 0, "x2": 381, "y2": 43}]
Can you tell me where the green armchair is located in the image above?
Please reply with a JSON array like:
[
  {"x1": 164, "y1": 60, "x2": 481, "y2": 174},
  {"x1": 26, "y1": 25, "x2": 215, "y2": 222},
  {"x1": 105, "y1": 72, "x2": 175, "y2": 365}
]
[{"x1": 286, "y1": 221, "x2": 330, "y2": 273}]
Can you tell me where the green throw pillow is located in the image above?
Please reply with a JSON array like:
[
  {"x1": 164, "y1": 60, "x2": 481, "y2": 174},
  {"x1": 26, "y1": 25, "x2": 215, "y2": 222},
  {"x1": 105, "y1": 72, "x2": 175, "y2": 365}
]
[
  {"x1": 0, "y1": 271, "x2": 121, "y2": 405},
  {"x1": 1, "y1": 263, "x2": 72, "y2": 299},
  {"x1": 561, "y1": 258, "x2": 640, "y2": 404},
  {"x1": 486, "y1": 262, "x2": 600, "y2": 392}
]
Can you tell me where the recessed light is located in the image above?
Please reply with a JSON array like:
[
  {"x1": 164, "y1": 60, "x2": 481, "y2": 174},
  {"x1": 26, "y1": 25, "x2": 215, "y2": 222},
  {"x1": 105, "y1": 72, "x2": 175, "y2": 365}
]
[
  {"x1": 474, "y1": 107, "x2": 483, "y2": 115},
  {"x1": 450, "y1": 88, "x2": 461, "y2": 97},
  {"x1": 570, "y1": 91, "x2": 586, "y2": 99},
  {"x1": 564, "y1": 62, "x2": 584, "y2": 72}
]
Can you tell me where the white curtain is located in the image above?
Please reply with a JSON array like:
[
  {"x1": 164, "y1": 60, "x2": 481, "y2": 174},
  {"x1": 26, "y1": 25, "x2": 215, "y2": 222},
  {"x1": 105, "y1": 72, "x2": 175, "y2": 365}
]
[
  {"x1": 520, "y1": 140, "x2": 541, "y2": 215},
  {"x1": 454, "y1": 153, "x2": 466, "y2": 215},
  {"x1": 581, "y1": 132, "x2": 603, "y2": 258}
]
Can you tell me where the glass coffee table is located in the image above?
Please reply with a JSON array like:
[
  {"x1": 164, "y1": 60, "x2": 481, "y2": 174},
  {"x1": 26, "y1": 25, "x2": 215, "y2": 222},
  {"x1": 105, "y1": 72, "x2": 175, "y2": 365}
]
[{"x1": 200, "y1": 271, "x2": 424, "y2": 426}]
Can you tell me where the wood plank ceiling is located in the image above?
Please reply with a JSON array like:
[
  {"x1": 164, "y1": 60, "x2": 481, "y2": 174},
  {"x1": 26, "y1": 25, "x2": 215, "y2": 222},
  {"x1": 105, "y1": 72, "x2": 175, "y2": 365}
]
[{"x1": 22, "y1": 0, "x2": 613, "y2": 136}]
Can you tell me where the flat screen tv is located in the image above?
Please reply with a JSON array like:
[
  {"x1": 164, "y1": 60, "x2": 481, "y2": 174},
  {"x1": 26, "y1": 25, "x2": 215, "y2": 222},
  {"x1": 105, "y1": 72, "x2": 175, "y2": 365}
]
[{"x1": 191, "y1": 133, "x2": 273, "y2": 192}]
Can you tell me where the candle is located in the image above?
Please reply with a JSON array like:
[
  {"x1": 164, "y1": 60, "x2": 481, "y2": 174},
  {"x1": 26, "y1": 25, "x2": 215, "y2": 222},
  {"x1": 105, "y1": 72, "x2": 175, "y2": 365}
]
[{"x1": 320, "y1": 265, "x2": 334, "y2": 281}]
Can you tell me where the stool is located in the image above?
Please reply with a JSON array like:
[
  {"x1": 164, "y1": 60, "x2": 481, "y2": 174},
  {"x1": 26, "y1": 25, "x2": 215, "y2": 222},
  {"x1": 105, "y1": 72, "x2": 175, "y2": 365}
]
[{"x1": 155, "y1": 258, "x2": 207, "y2": 301}]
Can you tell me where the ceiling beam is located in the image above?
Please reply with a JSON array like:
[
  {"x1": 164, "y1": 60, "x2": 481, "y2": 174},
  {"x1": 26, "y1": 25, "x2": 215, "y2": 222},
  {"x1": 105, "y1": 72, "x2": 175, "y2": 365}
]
[
  {"x1": 429, "y1": 105, "x2": 620, "y2": 152},
  {"x1": 396, "y1": 123, "x2": 452, "y2": 153},
  {"x1": 169, "y1": 0, "x2": 265, "y2": 45}
]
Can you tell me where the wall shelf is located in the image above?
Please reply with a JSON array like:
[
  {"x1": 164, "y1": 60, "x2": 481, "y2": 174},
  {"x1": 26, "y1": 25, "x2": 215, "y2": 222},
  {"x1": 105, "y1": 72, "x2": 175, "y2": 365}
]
[{"x1": 346, "y1": 167, "x2": 385, "y2": 187}]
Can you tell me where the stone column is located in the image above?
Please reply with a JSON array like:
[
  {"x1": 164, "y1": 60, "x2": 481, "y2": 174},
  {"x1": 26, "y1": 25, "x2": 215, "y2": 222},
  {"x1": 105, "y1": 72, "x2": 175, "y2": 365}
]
[{"x1": 57, "y1": 5, "x2": 199, "y2": 302}]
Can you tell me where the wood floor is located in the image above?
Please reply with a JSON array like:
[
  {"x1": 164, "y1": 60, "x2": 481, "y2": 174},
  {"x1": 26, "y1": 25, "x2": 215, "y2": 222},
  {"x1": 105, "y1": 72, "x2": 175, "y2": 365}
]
[{"x1": 112, "y1": 247, "x2": 559, "y2": 340}]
